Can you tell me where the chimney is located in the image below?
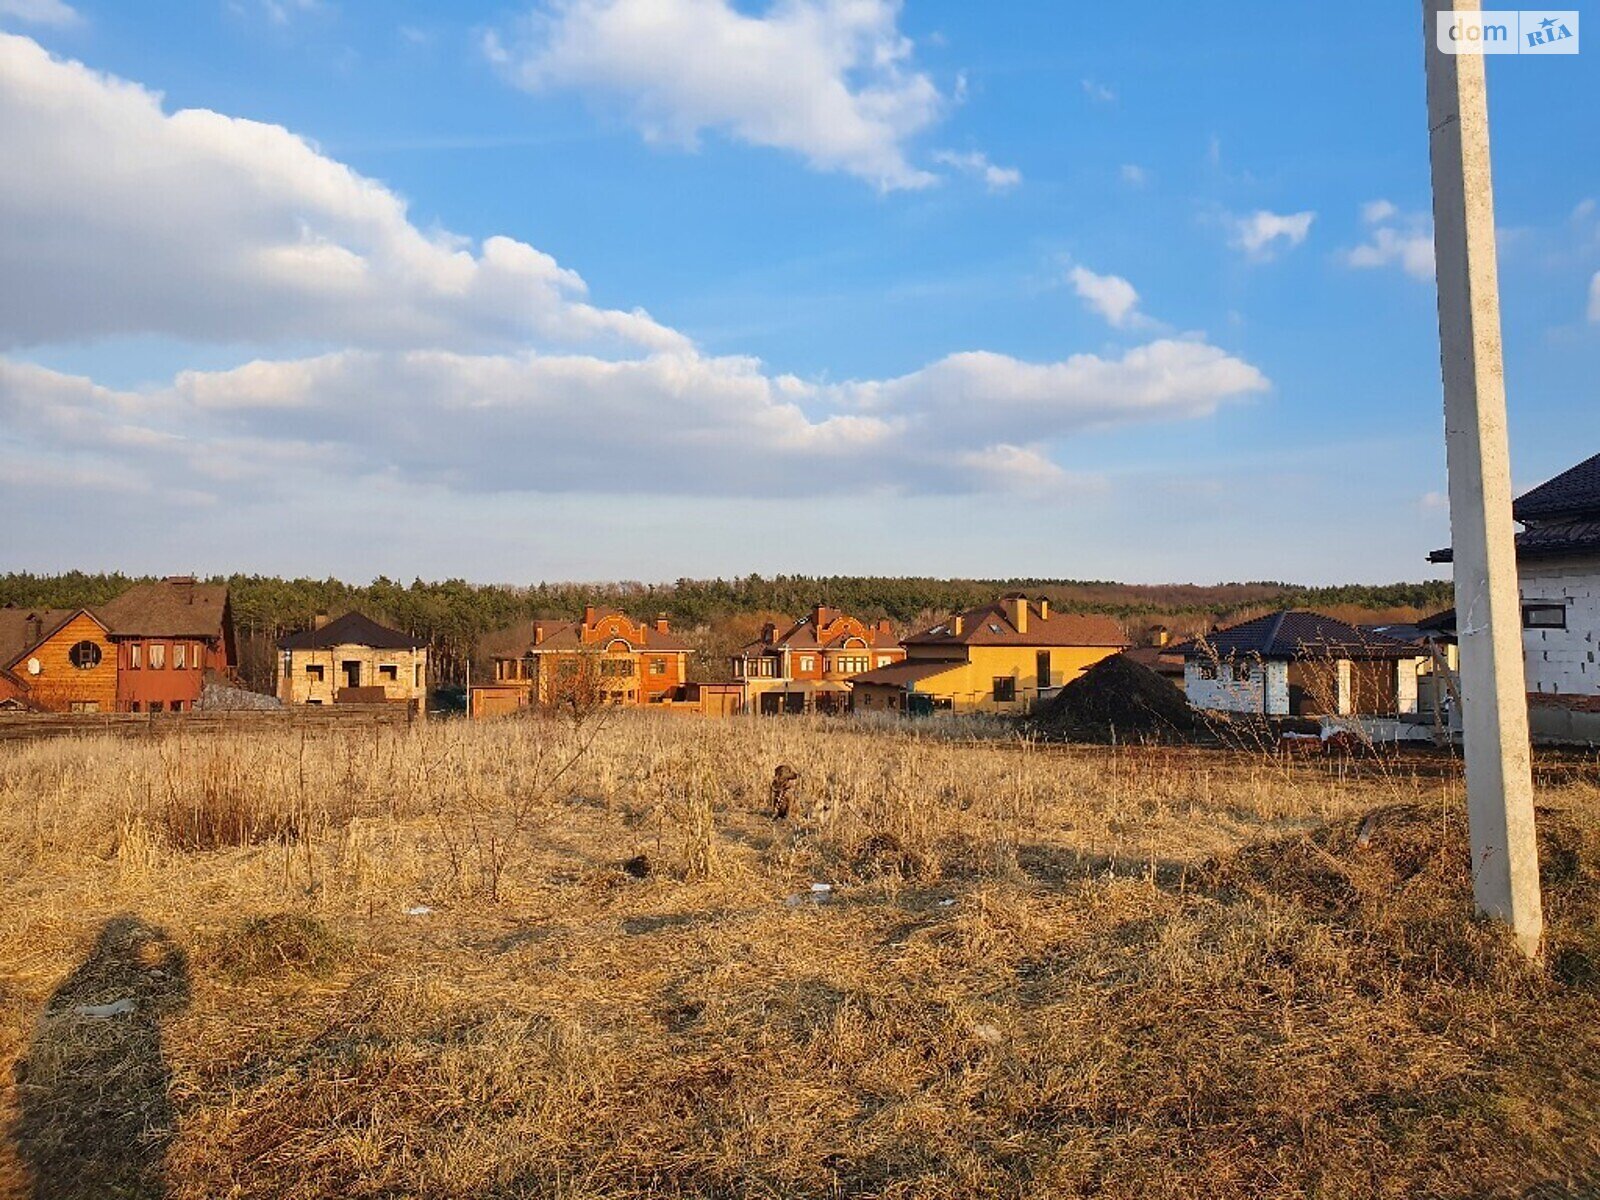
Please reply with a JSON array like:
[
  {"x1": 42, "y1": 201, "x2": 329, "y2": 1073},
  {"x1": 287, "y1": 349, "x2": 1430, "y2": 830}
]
[
  {"x1": 877, "y1": 618, "x2": 893, "y2": 635},
  {"x1": 761, "y1": 622, "x2": 777, "y2": 645},
  {"x1": 1149, "y1": 625, "x2": 1170, "y2": 648},
  {"x1": 534, "y1": 622, "x2": 546, "y2": 646},
  {"x1": 583, "y1": 604, "x2": 596, "y2": 627},
  {"x1": 655, "y1": 614, "x2": 670, "y2": 636},
  {"x1": 25, "y1": 613, "x2": 43, "y2": 647},
  {"x1": 812, "y1": 603, "x2": 830, "y2": 628},
  {"x1": 312, "y1": 611, "x2": 330, "y2": 630},
  {"x1": 1008, "y1": 594, "x2": 1028, "y2": 635},
  {"x1": 1037, "y1": 596, "x2": 1050, "y2": 621},
  {"x1": 952, "y1": 614, "x2": 964, "y2": 637}
]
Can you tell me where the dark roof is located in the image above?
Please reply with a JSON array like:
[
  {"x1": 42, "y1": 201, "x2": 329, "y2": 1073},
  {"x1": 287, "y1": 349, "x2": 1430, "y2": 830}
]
[
  {"x1": 278, "y1": 611, "x2": 426, "y2": 651},
  {"x1": 1119, "y1": 645, "x2": 1186, "y2": 678},
  {"x1": 0, "y1": 607, "x2": 76, "y2": 666},
  {"x1": 904, "y1": 597, "x2": 1127, "y2": 649},
  {"x1": 98, "y1": 579, "x2": 229, "y2": 639},
  {"x1": 1513, "y1": 451, "x2": 1600, "y2": 522},
  {"x1": 1430, "y1": 516, "x2": 1600, "y2": 564},
  {"x1": 1167, "y1": 610, "x2": 1420, "y2": 661},
  {"x1": 848, "y1": 659, "x2": 965, "y2": 689}
]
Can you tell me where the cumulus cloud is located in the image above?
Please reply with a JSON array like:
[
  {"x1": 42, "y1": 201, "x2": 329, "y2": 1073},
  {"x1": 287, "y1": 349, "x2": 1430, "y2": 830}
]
[
  {"x1": 0, "y1": 340, "x2": 1268, "y2": 501},
  {"x1": 1119, "y1": 163, "x2": 1148, "y2": 186},
  {"x1": 1081, "y1": 78, "x2": 1114, "y2": 104},
  {"x1": 931, "y1": 150, "x2": 1021, "y2": 193},
  {"x1": 1342, "y1": 199, "x2": 1435, "y2": 281},
  {"x1": 0, "y1": 32, "x2": 685, "y2": 354},
  {"x1": 486, "y1": 0, "x2": 947, "y2": 190},
  {"x1": 1229, "y1": 209, "x2": 1316, "y2": 260},
  {"x1": 1066, "y1": 265, "x2": 1145, "y2": 329},
  {"x1": 0, "y1": 0, "x2": 79, "y2": 26},
  {"x1": 0, "y1": 30, "x2": 1271, "y2": 535}
]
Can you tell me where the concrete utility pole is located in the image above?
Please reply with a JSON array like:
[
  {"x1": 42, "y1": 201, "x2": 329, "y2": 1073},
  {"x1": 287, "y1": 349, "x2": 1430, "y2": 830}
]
[{"x1": 1421, "y1": 0, "x2": 1542, "y2": 957}]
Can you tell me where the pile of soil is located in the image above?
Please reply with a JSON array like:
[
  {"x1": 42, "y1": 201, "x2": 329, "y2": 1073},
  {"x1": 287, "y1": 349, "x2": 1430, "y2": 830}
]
[{"x1": 1031, "y1": 652, "x2": 1199, "y2": 742}]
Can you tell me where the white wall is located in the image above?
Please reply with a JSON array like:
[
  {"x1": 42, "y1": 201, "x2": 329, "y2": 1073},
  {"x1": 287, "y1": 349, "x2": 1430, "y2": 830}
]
[
  {"x1": 1520, "y1": 555, "x2": 1600, "y2": 699},
  {"x1": 1184, "y1": 660, "x2": 1288, "y2": 714}
]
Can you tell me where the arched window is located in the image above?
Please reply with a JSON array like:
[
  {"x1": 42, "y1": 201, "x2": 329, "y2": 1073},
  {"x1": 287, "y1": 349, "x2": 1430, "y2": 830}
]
[{"x1": 68, "y1": 640, "x2": 102, "y2": 670}]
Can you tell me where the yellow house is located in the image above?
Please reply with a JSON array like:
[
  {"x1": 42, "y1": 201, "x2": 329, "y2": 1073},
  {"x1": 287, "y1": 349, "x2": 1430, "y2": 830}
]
[
  {"x1": 850, "y1": 594, "x2": 1127, "y2": 714},
  {"x1": 276, "y1": 611, "x2": 428, "y2": 715}
]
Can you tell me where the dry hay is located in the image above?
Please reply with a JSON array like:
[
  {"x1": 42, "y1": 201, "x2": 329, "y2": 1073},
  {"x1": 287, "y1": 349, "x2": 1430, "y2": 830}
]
[{"x1": 0, "y1": 716, "x2": 1597, "y2": 1199}]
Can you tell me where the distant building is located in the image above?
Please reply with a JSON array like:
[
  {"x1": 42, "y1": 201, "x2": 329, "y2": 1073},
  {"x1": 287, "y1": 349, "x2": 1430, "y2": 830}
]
[
  {"x1": 731, "y1": 605, "x2": 904, "y2": 715},
  {"x1": 474, "y1": 607, "x2": 691, "y2": 714},
  {"x1": 0, "y1": 607, "x2": 117, "y2": 713},
  {"x1": 99, "y1": 577, "x2": 236, "y2": 714},
  {"x1": 1430, "y1": 448, "x2": 1600, "y2": 741},
  {"x1": 277, "y1": 611, "x2": 428, "y2": 713},
  {"x1": 1166, "y1": 610, "x2": 1428, "y2": 718},
  {"x1": 850, "y1": 594, "x2": 1126, "y2": 714}
]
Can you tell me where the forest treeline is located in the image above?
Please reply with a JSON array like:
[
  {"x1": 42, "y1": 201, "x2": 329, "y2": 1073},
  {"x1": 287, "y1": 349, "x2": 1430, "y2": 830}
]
[{"x1": 0, "y1": 571, "x2": 1454, "y2": 692}]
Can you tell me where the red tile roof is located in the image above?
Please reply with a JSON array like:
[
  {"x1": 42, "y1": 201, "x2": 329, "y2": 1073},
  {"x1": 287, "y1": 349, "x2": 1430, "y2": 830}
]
[{"x1": 904, "y1": 597, "x2": 1126, "y2": 649}]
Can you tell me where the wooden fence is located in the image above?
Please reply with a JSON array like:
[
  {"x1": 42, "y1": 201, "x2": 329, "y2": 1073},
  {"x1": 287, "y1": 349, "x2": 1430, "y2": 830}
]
[{"x1": 0, "y1": 703, "x2": 418, "y2": 746}]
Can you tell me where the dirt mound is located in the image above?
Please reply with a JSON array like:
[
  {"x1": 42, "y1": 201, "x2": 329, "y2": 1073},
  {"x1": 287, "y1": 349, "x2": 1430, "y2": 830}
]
[{"x1": 1031, "y1": 652, "x2": 1199, "y2": 742}]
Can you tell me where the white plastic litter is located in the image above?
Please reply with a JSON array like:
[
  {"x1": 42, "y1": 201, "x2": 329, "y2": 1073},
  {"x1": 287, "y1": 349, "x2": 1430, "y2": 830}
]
[
  {"x1": 405, "y1": 905, "x2": 434, "y2": 916},
  {"x1": 809, "y1": 883, "x2": 833, "y2": 894},
  {"x1": 74, "y1": 999, "x2": 135, "y2": 1018},
  {"x1": 971, "y1": 1023, "x2": 1003, "y2": 1045},
  {"x1": 936, "y1": 898, "x2": 956, "y2": 908}
]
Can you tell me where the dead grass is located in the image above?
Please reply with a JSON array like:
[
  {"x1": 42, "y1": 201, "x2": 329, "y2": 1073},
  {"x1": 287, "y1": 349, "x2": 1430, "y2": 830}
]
[{"x1": 0, "y1": 713, "x2": 1596, "y2": 1198}]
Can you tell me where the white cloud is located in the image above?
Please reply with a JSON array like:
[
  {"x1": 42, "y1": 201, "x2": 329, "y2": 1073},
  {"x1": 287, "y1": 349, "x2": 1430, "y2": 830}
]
[
  {"x1": 487, "y1": 0, "x2": 947, "y2": 191},
  {"x1": 931, "y1": 150, "x2": 1020, "y2": 193},
  {"x1": 0, "y1": 340, "x2": 1268, "y2": 501},
  {"x1": 1119, "y1": 163, "x2": 1148, "y2": 186},
  {"x1": 1067, "y1": 265, "x2": 1144, "y2": 329},
  {"x1": 1081, "y1": 78, "x2": 1114, "y2": 104},
  {"x1": 1588, "y1": 271, "x2": 1600, "y2": 322},
  {"x1": 0, "y1": 30, "x2": 1270, "y2": 529},
  {"x1": 1342, "y1": 200, "x2": 1434, "y2": 281},
  {"x1": 0, "y1": 32, "x2": 685, "y2": 354},
  {"x1": 1229, "y1": 209, "x2": 1315, "y2": 260},
  {"x1": 0, "y1": 0, "x2": 79, "y2": 26}
]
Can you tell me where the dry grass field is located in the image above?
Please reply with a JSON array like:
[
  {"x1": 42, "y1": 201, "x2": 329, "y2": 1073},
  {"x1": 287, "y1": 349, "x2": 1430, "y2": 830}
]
[{"x1": 1, "y1": 713, "x2": 1598, "y2": 1199}]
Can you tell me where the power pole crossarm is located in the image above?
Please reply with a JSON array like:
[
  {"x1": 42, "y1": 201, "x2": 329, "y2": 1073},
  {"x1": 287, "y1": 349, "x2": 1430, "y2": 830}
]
[{"x1": 1421, "y1": 0, "x2": 1542, "y2": 957}]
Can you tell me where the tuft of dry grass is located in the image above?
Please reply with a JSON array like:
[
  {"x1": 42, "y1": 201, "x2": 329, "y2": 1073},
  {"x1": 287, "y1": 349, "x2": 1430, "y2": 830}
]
[{"x1": 0, "y1": 713, "x2": 1596, "y2": 1198}]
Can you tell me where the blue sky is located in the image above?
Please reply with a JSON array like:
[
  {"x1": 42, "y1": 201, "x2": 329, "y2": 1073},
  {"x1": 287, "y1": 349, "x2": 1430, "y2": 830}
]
[{"x1": 0, "y1": 0, "x2": 1596, "y2": 586}]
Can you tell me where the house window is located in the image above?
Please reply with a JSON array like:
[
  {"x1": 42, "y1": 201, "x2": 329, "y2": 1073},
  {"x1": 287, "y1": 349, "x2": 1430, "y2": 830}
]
[
  {"x1": 149, "y1": 701, "x2": 163, "y2": 714},
  {"x1": 379, "y1": 664, "x2": 398, "y2": 683},
  {"x1": 69, "y1": 700, "x2": 100, "y2": 713},
  {"x1": 1523, "y1": 603, "x2": 1567, "y2": 630},
  {"x1": 171, "y1": 700, "x2": 185, "y2": 713},
  {"x1": 414, "y1": 664, "x2": 422, "y2": 688},
  {"x1": 799, "y1": 655, "x2": 815, "y2": 672},
  {"x1": 173, "y1": 643, "x2": 187, "y2": 670},
  {"x1": 306, "y1": 698, "x2": 323, "y2": 706},
  {"x1": 68, "y1": 640, "x2": 102, "y2": 670},
  {"x1": 1198, "y1": 663, "x2": 1218, "y2": 681},
  {"x1": 306, "y1": 664, "x2": 325, "y2": 682},
  {"x1": 148, "y1": 642, "x2": 166, "y2": 670},
  {"x1": 129, "y1": 644, "x2": 142, "y2": 670},
  {"x1": 1036, "y1": 650, "x2": 1052, "y2": 689},
  {"x1": 601, "y1": 658, "x2": 635, "y2": 677},
  {"x1": 876, "y1": 656, "x2": 892, "y2": 667},
  {"x1": 1234, "y1": 661, "x2": 1252, "y2": 682},
  {"x1": 993, "y1": 676, "x2": 1017, "y2": 702},
  {"x1": 650, "y1": 657, "x2": 667, "y2": 675},
  {"x1": 130, "y1": 702, "x2": 141, "y2": 713}
]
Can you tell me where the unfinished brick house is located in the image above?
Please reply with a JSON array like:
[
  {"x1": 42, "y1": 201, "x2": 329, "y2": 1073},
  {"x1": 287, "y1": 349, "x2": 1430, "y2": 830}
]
[
  {"x1": 1167, "y1": 611, "x2": 1428, "y2": 719},
  {"x1": 1430, "y1": 449, "x2": 1600, "y2": 742},
  {"x1": 475, "y1": 607, "x2": 692, "y2": 714},
  {"x1": 731, "y1": 605, "x2": 904, "y2": 715},
  {"x1": 277, "y1": 611, "x2": 428, "y2": 714}
]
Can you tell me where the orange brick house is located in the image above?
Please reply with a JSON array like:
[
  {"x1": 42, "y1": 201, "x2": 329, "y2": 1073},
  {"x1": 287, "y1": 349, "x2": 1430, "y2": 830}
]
[
  {"x1": 731, "y1": 605, "x2": 904, "y2": 714},
  {"x1": 0, "y1": 607, "x2": 118, "y2": 713},
  {"x1": 474, "y1": 606, "x2": 693, "y2": 715}
]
